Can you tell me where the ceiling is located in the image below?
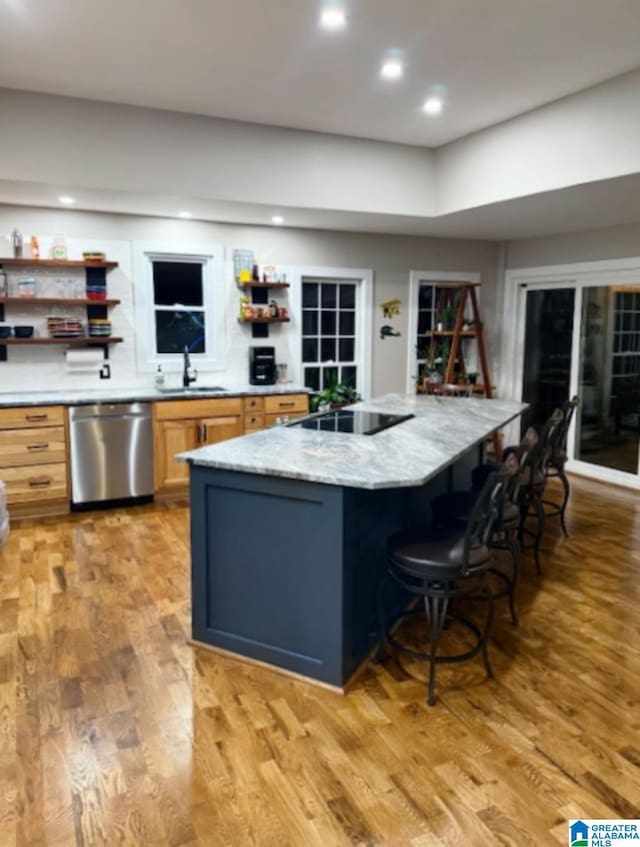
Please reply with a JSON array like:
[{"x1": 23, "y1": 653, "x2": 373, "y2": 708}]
[{"x1": 1, "y1": 0, "x2": 640, "y2": 146}]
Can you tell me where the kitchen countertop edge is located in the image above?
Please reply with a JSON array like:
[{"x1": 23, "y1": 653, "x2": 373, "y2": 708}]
[{"x1": 0, "y1": 384, "x2": 311, "y2": 408}]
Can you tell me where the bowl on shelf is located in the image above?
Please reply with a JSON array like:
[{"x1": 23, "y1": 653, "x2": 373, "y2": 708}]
[
  {"x1": 0, "y1": 325, "x2": 11, "y2": 339},
  {"x1": 13, "y1": 326, "x2": 34, "y2": 338}
]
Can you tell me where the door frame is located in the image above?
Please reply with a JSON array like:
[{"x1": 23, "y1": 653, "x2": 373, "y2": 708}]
[
  {"x1": 502, "y1": 256, "x2": 640, "y2": 488},
  {"x1": 289, "y1": 265, "x2": 373, "y2": 399},
  {"x1": 406, "y1": 270, "x2": 482, "y2": 393}
]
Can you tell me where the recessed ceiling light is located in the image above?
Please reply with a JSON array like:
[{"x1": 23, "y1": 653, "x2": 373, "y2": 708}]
[
  {"x1": 58, "y1": 196, "x2": 75, "y2": 205},
  {"x1": 320, "y1": 6, "x2": 346, "y2": 30},
  {"x1": 271, "y1": 215, "x2": 285, "y2": 225},
  {"x1": 178, "y1": 211, "x2": 192, "y2": 219},
  {"x1": 380, "y1": 59, "x2": 403, "y2": 80},
  {"x1": 423, "y1": 97, "x2": 443, "y2": 115}
]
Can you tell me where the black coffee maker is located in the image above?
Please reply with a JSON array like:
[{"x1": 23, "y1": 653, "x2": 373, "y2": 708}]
[{"x1": 249, "y1": 346, "x2": 276, "y2": 386}]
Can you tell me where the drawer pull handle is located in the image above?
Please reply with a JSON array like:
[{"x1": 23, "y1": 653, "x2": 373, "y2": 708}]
[
  {"x1": 28, "y1": 477, "x2": 51, "y2": 488},
  {"x1": 202, "y1": 424, "x2": 208, "y2": 442},
  {"x1": 27, "y1": 443, "x2": 49, "y2": 452},
  {"x1": 26, "y1": 413, "x2": 48, "y2": 422},
  {"x1": 279, "y1": 401, "x2": 295, "y2": 408}
]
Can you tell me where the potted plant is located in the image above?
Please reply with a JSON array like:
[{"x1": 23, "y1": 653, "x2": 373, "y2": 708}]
[
  {"x1": 437, "y1": 293, "x2": 461, "y2": 330},
  {"x1": 309, "y1": 369, "x2": 361, "y2": 412},
  {"x1": 467, "y1": 371, "x2": 479, "y2": 386}
]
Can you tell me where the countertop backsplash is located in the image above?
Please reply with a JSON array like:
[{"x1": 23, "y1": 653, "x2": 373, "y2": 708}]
[{"x1": 0, "y1": 236, "x2": 295, "y2": 394}]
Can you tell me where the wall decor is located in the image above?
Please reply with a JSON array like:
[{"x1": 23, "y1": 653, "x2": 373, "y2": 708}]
[
  {"x1": 233, "y1": 249, "x2": 254, "y2": 282},
  {"x1": 380, "y1": 324, "x2": 401, "y2": 340},
  {"x1": 379, "y1": 298, "x2": 401, "y2": 318}
]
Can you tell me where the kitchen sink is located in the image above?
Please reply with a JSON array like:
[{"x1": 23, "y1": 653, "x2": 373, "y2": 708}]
[{"x1": 158, "y1": 386, "x2": 228, "y2": 394}]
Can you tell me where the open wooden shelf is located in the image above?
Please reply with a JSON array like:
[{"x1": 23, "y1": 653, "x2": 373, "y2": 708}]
[
  {"x1": 0, "y1": 337, "x2": 123, "y2": 346},
  {"x1": 0, "y1": 297, "x2": 121, "y2": 307},
  {"x1": 238, "y1": 282, "x2": 290, "y2": 290},
  {"x1": 430, "y1": 330, "x2": 477, "y2": 337},
  {"x1": 0, "y1": 258, "x2": 118, "y2": 269},
  {"x1": 238, "y1": 317, "x2": 290, "y2": 325}
]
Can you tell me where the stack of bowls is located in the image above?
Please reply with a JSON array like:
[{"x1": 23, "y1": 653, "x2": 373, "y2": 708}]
[
  {"x1": 88, "y1": 318, "x2": 112, "y2": 338},
  {"x1": 86, "y1": 284, "x2": 107, "y2": 301}
]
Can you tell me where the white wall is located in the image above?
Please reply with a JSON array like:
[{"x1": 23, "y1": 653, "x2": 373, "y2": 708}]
[
  {"x1": 0, "y1": 205, "x2": 501, "y2": 396},
  {"x1": 0, "y1": 88, "x2": 435, "y2": 219},
  {"x1": 506, "y1": 221, "x2": 640, "y2": 268},
  {"x1": 436, "y1": 67, "x2": 640, "y2": 214}
]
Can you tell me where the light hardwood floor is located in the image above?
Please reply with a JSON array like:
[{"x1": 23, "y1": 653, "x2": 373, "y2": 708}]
[{"x1": 0, "y1": 476, "x2": 639, "y2": 846}]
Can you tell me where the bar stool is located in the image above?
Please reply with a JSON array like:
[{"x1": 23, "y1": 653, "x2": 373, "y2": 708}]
[
  {"x1": 542, "y1": 396, "x2": 579, "y2": 536},
  {"x1": 431, "y1": 452, "x2": 522, "y2": 625},
  {"x1": 518, "y1": 409, "x2": 563, "y2": 574},
  {"x1": 376, "y1": 467, "x2": 510, "y2": 706}
]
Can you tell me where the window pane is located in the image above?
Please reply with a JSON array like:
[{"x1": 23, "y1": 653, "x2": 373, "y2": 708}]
[
  {"x1": 418, "y1": 285, "x2": 433, "y2": 309},
  {"x1": 302, "y1": 338, "x2": 318, "y2": 363},
  {"x1": 321, "y1": 311, "x2": 336, "y2": 334},
  {"x1": 302, "y1": 310, "x2": 318, "y2": 336},
  {"x1": 418, "y1": 311, "x2": 432, "y2": 334},
  {"x1": 321, "y1": 284, "x2": 337, "y2": 308},
  {"x1": 321, "y1": 338, "x2": 336, "y2": 362},
  {"x1": 304, "y1": 367, "x2": 320, "y2": 391},
  {"x1": 302, "y1": 283, "x2": 318, "y2": 308},
  {"x1": 153, "y1": 261, "x2": 203, "y2": 307},
  {"x1": 341, "y1": 366, "x2": 357, "y2": 387},
  {"x1": 322, "y1": 367, "x2": 339, "y2": 389},
  {"x1": 339, "y1": 311, "x2": 355, "y2": 336},
  {"x1": 339, "y1": 338, "x2": 355, "y2": 362},
  {"x1": 155, "y1": 310, "x2": 205, "y2": 354},
  {"x1": 340, "y1": 285, "x2": 356, "y2": 309}
]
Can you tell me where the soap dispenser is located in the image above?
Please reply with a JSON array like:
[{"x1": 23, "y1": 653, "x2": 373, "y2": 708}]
[{"x1": 155, "y1": 365, "x2": 165, "y2": 388}]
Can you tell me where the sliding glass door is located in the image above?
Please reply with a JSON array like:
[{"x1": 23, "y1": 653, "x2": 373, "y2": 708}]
[
  {"x1": 576, "y1": 286, "x2": 640, "y2": 476},
  {"x1": 521, "y1": 281, "x2": 640, "y2": 485},
  {"x1": 521, "y1": 288, "x2": 575, "y2": 433}
]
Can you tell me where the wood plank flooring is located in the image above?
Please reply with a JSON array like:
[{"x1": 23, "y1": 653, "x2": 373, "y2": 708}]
[{"x1": 0, "y1": 476, "x2": 639, "y2": 846}]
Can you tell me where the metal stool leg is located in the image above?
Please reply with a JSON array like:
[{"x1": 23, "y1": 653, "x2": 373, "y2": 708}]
[
  {"x1": 481, "y1": 574, "x2": 494, "y2": 679},
  {"x1": 532, "y1": 494, "x2": 545, "y2": 575},
  {"x1": 425, "y1": 593, "x2": 448, "y2": 706},
  {"x1": 558, "y1": 469, "x2": 570, "y2": 537},
  {"x1": 506, "y1": 532, "x2": 520, "y2": 626}
]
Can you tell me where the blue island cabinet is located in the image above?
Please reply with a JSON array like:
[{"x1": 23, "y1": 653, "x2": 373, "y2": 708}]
[{"x1": 189, "y1": 464, "x2": 452, "y2": 687}]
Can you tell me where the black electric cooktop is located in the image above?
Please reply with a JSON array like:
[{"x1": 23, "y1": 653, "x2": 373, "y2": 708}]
[{"x1": 291, "y1": 409, "x2": 415, "y2": 435}]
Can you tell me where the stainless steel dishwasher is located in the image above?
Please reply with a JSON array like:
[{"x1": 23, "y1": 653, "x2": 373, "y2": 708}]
[{"x1": 69, "y1": 403, "x2": 154, "y2": 507}]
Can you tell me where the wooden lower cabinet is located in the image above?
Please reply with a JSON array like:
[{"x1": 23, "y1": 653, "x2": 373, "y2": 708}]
[
  {"x1": 244, "y1": 394, "x2": 309, "y2": 433},
  {"x1": 153, "y1": 398, "x2": 244, "y2": 496},
  {"x1": 0, "y1": 405, "x2": 69, "y2": 518},
  {"x1": 154, "y1": 419, "x2": 197, "y2": 491}
]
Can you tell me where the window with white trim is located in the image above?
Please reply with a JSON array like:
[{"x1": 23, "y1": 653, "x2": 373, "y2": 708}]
[
  {"x1": 152, "y1": 259, "x2": 207, "y2": 354},
  {"x1": 411, "y1": 279, "x2": 477, "y2": 390},
  {"x1": 301, "y1": 279, "x2": 358, "y2": 390},
  {"x1": 133, "y1": 241, "x2": 225, "y2": 372}
]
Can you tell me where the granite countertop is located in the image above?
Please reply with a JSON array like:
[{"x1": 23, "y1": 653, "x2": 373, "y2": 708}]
[
  {"x1": 179, "y1": 393, "x2": 528, "y2": 490},
  {"x1": 0, "y1": 384, "x2": 310, "y2": 408}
]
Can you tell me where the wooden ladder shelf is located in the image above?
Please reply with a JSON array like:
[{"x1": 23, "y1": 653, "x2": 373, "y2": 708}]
[{"x1": 426, "y1": 282, "x2": 502, "y2": 458}]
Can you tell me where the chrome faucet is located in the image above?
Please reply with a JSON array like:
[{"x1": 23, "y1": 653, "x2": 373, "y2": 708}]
[{"x1": 182, "y1": 346, "x2": 198, "y2": 388}]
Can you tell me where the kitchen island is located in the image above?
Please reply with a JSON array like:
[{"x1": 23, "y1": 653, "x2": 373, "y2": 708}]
[{"x1": 180, "y1": 393, "x2": 527, "y2": 689}]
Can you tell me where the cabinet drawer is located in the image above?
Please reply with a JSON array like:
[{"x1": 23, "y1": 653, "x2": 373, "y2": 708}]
[
  {"x1": 155, "y1": 397, "x2": 243, "y2": 421},
  {"x1": 0, "y1": 426, "x2": 67, "y2": 468},
  {"x1": 2, "y1": 462, "x2": 68, "y2": 505},
  {"x1": 243, "y1": 396, "x2": 265, "y2": 413},
  {"x1": 0, "y1": 405, "x2": 65, "y2": 430},
  {"x1": 264, "y1": 394, "x2": 309, "y2": 415},
  {"x1": 265, "y1": 412, "x2": 307, "y2": 427},
  {"x1": 245, "y1": 414, "x2": 265, "y2": 432}
]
